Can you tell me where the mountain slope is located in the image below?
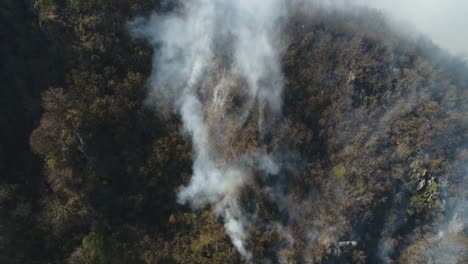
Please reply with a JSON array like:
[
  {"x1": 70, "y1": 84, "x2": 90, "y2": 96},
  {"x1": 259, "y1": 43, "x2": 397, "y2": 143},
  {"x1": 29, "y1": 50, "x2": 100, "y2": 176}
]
[{"x1": 1, "y1": 1, "x2": 466, "y2": 263}]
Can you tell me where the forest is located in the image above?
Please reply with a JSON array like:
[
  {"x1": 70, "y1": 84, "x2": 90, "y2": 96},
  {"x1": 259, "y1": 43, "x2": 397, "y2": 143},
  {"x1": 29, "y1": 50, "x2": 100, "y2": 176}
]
[{"x1": 1, "y1": 0, "x2": 467, "y2": 263}]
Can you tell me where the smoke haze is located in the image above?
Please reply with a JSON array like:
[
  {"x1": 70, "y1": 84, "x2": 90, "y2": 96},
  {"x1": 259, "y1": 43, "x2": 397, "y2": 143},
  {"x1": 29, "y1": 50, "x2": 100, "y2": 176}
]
[
  {"x1": 131, "y1": 0, "x2": 467, "y2": 262},
  {"x1": 348, "y1": 0, "x2": 468, "y2": 56}
]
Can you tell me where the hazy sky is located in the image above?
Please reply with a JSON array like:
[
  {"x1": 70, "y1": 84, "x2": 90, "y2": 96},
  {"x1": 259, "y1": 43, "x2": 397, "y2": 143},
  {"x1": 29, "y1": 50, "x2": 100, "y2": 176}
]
[{"x1": 354, "y1": 0, "x2": 468, "y2": 56}]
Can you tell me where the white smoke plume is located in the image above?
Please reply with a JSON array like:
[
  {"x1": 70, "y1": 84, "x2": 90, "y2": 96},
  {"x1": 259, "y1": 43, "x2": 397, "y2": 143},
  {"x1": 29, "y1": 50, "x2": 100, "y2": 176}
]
[
  {"x1": 130, "y1": 0, "x2": 287, "y2": 258},
  {"x1": 130, "y1": 0, "x2": 467, "y2": 261}
]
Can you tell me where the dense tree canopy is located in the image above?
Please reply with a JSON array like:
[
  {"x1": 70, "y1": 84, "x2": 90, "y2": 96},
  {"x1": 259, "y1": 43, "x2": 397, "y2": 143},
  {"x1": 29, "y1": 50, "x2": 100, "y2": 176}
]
[{"x1": 1, "y1": 1, "x2": 466, "y2": 263}]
